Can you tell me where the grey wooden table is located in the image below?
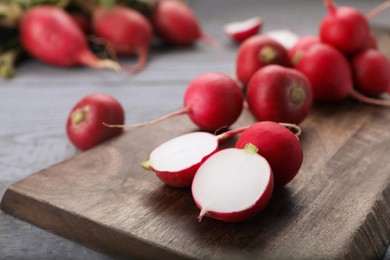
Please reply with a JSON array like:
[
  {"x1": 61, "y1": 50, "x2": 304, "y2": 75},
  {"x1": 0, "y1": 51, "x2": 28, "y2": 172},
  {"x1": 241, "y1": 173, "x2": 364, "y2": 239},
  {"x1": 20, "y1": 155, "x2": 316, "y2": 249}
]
[{"x1": 1, "y1": 0, "x2": 390, "y2": 259}]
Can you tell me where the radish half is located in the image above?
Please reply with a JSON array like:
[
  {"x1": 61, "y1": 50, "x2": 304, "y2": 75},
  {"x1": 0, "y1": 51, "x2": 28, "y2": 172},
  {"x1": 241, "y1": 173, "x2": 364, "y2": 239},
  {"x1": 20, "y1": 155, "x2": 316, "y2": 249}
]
[
  {"x1": 142, "y1": 128, "x2": 247, "y2": 187},
  {"x1": 192, "y1": 144, "x2": 274, "y2": 222},
  {"x1": 265, "y1": 29, "x2": 299, "y2": 50},
  {"x1": 224, "y1": 17, "x2": 263, "y2": 43}
]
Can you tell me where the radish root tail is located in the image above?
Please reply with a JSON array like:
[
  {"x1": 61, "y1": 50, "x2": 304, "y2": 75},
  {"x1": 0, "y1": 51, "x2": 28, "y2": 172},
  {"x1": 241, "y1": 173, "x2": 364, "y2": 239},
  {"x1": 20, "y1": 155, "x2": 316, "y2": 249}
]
[
  {"x1": 122, "y1": 47, "x2": 148, "y2": 73},
  {"x1": 279, "y1": 122, "x2": 302, "y2": 138},
  {"x1": 366, "y1": 0, "x2": 390, "y2": 20},
  {"x1": 350, "y1": 89, "x2": 390, "y2": 107}
]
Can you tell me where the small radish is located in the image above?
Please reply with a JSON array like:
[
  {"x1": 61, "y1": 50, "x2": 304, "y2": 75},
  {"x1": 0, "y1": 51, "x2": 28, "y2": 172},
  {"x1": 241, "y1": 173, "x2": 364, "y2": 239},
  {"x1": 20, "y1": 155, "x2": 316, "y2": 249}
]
[
  {"x1": 152, "y1": 0, "x2": 215, "y2": 46},
  {"x1": 351, "y1": 49, "x2": 390, "y2": 97},
  {"x1": 288, "y1": 35, "x2": 319, "y2": 64},
  {"x1": 107, "y1": 72, "x2": 244, "y2": 132},
  {"x1": 192, "y1": 143, "x2": 273, "y2": 222},
  {"x1": 142, "y1": 127, "x2": 247, "y2": 187},
  {"x1": 319, "y1": 0, "x2": 370, "y2": 54},
  {"x1": 247, "y1": 65, "x2": 313, "y2": 125},
  {"x1": 265, "y1": 29, "x2": 300, "y2": 50},
  {"x1": 92, "y1": 6, "x2": 153, "y2": 72},
  {"x1": 223, "y1": 17, "x2": 263, "y2": 43},
  {"x1": 236, "y1": 35, "x2": 291, "y2": 86},
  {"x1": 20, "y1": 6, "x2": 120, "y2": 71},
  {"x1": 235, "y1": 121, "x2": 303, "y2": 188},
  {"x1": 66, "y1": 93, "x2": 125, "y2": 150},
  {"x1": 294, "y1": 43, "x2": 353, "y2": 102}
]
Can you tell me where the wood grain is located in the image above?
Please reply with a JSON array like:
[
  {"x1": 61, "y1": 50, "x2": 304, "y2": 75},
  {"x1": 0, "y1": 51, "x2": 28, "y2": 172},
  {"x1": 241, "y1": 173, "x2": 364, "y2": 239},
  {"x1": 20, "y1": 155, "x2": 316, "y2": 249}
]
[{"x1": 3, "y1": 100, "x2": 390, "y2": 259}]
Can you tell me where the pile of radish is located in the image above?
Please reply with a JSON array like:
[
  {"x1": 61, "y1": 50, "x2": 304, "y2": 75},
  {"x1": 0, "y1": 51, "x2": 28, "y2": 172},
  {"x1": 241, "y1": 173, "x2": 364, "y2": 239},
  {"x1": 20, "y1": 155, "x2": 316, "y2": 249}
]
[
  {"x1": 0, "y1": 0, "x2": 217, "y2": 77},
  {"x1": 58, "y1": 0, "x2": 390, "y2": 223}
]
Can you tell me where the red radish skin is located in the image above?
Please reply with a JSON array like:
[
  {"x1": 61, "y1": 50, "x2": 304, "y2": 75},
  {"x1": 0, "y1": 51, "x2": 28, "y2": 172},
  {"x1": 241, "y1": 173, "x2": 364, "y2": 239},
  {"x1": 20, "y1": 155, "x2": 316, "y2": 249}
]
[
  {"x1": 20, "y1": 6, "x2": 120, "y2": 71},
  {"x1": 235, "y1": 121, "x2": 303, "y2": 188},
  {"x1": 295, "y1": 43, "x2": 353, "y2": 102},
  {"x1": 236, "y1": 35, "x2": 291, "y2": 85},
  {"x1": 66, "y1": 93, "x2": 125, "y2": 150},
  {"x1": 247, "y1": 65, "x2": 313, "y2": 125},
  {"x1": 192, "y1": 144, "x2": 274, "y2": 222},
  {"x1": 288, "y1": 35, "x2": 319, "y2": 64},
  {"x1": 93, "y1": 6, "x2": 153, "y2": 72},
  {"x1": 142, "y1": 127, "x2": 247, "y2": 187},
  {"x1": 319, "y1": 0, "x2": 370, "y2": 55},
  {"x1": 224, "y1": 17, "x2": 263, "y2": 43},
  {"x1": 152, "y1": 0, "x2": 214, "y2": 46},
  {"x1": 351, "y1": 49, "x2": 390, "y2": 97}
]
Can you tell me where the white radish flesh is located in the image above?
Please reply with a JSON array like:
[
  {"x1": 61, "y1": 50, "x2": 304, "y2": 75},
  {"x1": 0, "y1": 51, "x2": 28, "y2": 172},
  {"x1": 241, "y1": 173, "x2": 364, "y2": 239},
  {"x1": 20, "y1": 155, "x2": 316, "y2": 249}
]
[
  {"x1": 144, "y1": 132, "x2": 218, "y2": 173},
  {"x1": 192, "y1": 144, "x2": 273, "y2": 222},
  {"x1": 266, "y1": 29, "x2": 300, "y2": 50},
  {"x1": 224, "y1": 17, "x2": 263, "y2": 42}
]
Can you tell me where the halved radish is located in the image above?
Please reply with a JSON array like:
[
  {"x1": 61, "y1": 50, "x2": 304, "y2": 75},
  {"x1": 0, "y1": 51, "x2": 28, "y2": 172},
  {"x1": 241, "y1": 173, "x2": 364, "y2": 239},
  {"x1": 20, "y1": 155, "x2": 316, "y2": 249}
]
[
  {"x1": 142, "y1": 128, "x2": 247, "y2": 187},
  {"x1": 224, "y1": 17, "x2": 263, "y2": 43},
  {"x1": 265, "y1": 29, "x2": 299, "y2": 50},
  {"x1": 192, "y1": 144, "x2": 274, "y2": 222}
]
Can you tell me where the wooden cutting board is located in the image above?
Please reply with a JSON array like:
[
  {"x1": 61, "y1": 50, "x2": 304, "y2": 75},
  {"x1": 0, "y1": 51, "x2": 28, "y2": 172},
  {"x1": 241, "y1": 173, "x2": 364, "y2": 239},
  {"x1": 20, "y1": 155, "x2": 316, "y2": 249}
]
[{"x1": 3, "y1": 27, "x2": 390, "y2": 259}]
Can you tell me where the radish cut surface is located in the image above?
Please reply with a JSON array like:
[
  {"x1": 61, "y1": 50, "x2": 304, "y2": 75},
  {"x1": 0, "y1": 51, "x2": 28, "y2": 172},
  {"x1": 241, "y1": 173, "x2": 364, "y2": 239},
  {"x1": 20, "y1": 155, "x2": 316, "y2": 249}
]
[
  {"x1": 266, "y1": 30, "x2": 299, "y2": 50},
  {"x1": 192, "y1": 145, "x2": 273, "y2": 222},
  {"x1": 147, "y1": 132, "x2": 218, "y2": 172},
  {"x1": 224, "y1": 17, "x2": 262, "y2": 42}
]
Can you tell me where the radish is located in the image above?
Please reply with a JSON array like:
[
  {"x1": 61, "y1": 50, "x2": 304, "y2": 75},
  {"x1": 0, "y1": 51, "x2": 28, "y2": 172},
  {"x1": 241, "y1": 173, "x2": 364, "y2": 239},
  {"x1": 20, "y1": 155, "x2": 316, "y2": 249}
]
[
  {"x1": 152, "y1": 0, "x2": 215, "y2": 46},
  {"x1": 236, "y1": 35, "x2": 291, "y2": 86},
  {"x1": 20, "y1": 6, "x2": 120, "y2": 71},
  {"x1": 247, "y1": 65, "x2": 313, "y2": 125},
  {"x1": 66, "y1": 93, "x2": 125, "y2": 150},
  {"x1": 192, "y1": 143, "x2": 273, "y2": 222},
  {"x1": 106, "y1": 72, "x2": 244, "y2": 132},
  {"x1": 351, "y1": 49, "x2": 390, "y2": 97},
  {"x1": 142, "y1": 127, "x2": 247, "y2": 187},
  {"x1": 319, "y1": 0, "x2": 370, "y2": 55},
  {"x1": 223, "y1": 17, "x2": 263, "y2": 43},
  {"x1": 235, "y1": 121, "x2": 303, "y2": 188},
  {"x1": 265, "y1": 29, "x2": 300, "y2": 50},
  {"x1": 92, "y1": 6, "x2": 153, "y2": 73},
  {"x1": 288, "y1": 35, "x2": 319, "y2": 64},
  {"x1": 294, "y1": 43, "x2": 353, "y2": 102}
]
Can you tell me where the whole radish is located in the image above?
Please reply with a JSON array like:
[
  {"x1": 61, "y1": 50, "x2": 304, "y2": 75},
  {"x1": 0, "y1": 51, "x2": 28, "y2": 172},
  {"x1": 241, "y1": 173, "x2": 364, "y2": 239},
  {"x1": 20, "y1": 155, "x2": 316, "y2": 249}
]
[
  {"x1": 288, "y1": 35, "x2": 319, "y2": 64},
  {"x1": 319, "y1": 0, "x2": 370, "y2": 55},
  {"x1": 142, "y1": 127, "x2": 247, "y2": 187},
  {"x1": 106, "y1": 72, "x2": 244, "y2": 132},
  {"x1": 92, "y1": 6, "x2": 153, "y2": 72},
  {"x1": 192, "y1": 143, "x2": 273, "y2": 222},
  {"x1": 235, "y1": 121, "x2": 303, "y2": 188},
  {"x1": 223, "y1": 17, "x2": 263, "y2": 43},
  {"x1": 67, "y1": 93, "x2": 125, "y2": 150},
  {"x1": 236, "y1": 35, "x2": 290, "y2": 86},
  {"x1": 351, "y1": 49, "x2": 390, "y2": 97},
  {"x1": 152, "y1": 0, "x2": 214, "y2": 46},
  {"x1": 247, "y1": 65, "x2": 313, "y2": 125},
  {"x1": 20, "y1": 6, "x2": 120, "y2": 71},
  {"x1": 294, "y1": 43, "x2": 353, "y2": 102}
]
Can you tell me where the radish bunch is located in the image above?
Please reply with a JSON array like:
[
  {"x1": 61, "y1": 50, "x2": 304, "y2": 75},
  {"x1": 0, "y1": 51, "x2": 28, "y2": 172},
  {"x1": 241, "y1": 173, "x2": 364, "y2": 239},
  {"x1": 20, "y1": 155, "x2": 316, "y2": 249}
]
[
  {"x1": 11, "y1": 0, "x2": 217, "y2": 77},
  {"x1": 291, "y1": 0, "x2": 390, "y2": 106},
  {"x1": 143, "y1": 121, "x2": 304, "y2": 222}
]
